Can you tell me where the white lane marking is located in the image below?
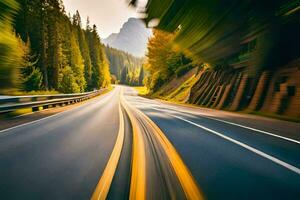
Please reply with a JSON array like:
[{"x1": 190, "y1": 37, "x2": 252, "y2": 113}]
[
  {"x1": 199, "y1": 115, "x2": 300, "y2": 145},
  {"x1": 152, "y1": 104, "x2": 300, "y2": 145},
  {"x1": 168, "y1": 114, "x2": 300, "y2": 175},
  {"x1": 0, "y1": 89, "x2": 115, "y2": 135},
  {"x1": 0, "y1": 113, "x2": 62, "y2": 135}
]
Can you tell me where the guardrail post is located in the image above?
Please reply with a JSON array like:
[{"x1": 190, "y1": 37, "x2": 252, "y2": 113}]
[
  {"x1": 43, "y1": 105, "x2": 49, "y2": 110},
  {"x1": 32, "y1": 107, "x2": 39, "y2": 112}
]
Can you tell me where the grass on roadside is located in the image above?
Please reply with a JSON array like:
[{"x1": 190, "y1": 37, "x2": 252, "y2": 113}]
[
  {"x1": 133, "y1": 86, "x2": 149, "y2": 96},
  {"x1": 157, "y1": 75, "x2": 198, "y2": 103}
]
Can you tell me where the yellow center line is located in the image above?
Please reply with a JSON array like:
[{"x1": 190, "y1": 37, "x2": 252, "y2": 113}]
[
  {"x1": 123, "y1": 96, "x2": 204, "y2": 200},
  {"x1": 120, "y1": 93, "x2": 146, "y2": 200},
  {"x1": 91, "y1": 89, "x2": 125, "y2": 200}
]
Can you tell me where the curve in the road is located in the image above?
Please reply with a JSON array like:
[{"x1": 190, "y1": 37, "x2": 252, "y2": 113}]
[
  {"x1": 2, "y1": 86, "x2": 299, "y2": 200},
  {"x1": 121, "y1": 92, "x2": 204, "y2": 200},
  {"x1": 121, "y1": 94, "x2": 146, "y2": 200}
]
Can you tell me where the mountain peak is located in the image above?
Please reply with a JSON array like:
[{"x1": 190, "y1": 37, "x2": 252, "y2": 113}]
[{"x1": 103, "y1": 18, "x2": 152, "y2": 57}]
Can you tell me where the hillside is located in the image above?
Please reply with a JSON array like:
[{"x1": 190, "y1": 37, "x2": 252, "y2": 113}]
[
  {"x1": 103, "y1": 18, "x2": 152, "y2": 57},
  {"x1": 152, "y1": 68, "x2": 200, "y2": 103}
]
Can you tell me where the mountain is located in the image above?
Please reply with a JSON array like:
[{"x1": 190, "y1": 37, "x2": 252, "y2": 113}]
[
  {"x1": 103, "y1": 33, "x2": 118, "y2": 45},
  {"x1": 103, "y1": 18, "x2": 152, "y2": 57}
]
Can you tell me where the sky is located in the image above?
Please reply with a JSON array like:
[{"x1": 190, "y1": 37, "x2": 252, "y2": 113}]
[{"x1": 63, "y1": 0, "x2": 142, "y2": 38}]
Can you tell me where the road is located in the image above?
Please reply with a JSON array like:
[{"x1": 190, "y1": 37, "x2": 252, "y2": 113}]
[{"x1": 0, "y1": 86, "x2": 299, "y2": 200}]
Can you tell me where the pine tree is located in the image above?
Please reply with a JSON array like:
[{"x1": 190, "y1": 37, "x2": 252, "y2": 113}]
[
  {"x1": 73, "y1": 12, "x2": 93, "y2": 90},
  {"x1": 11, "y1": 0, "x2": 111, "y2": 93},
  {"x1": 138, "y1": 66, "x2": 144, "y2": 86},
  {"x1": 21, "y1": 39, "x2": 43, "y2": 91},
  {"x1": 47, "y1": 0, "x2": 62, "y2": 90},
  {"x1": 87, "y1": 25, "x2": 103, "y2": 89},
  {"x1": 69, "y1": 30, "x2": 86, "y2": 92},
  {"x1": 120, "y1": 66, "x2": 128, "y2": 84}
]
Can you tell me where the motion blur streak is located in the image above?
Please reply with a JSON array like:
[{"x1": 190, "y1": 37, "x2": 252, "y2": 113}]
[
  {"x1": 121, "y1": 94, "x2": 146, "y2": 200},
  {"x1": 121, "y1": 87, "x2": 203, "y2": 199},
  {"x1": 135, "y1": 108, "x2": 204, "y2": 200},
  {"x1": 131, "y1": 0, "x2": 300, "y2": 70}
]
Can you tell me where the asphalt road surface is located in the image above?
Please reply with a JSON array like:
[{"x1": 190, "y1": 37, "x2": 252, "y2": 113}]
[
  {"x1": 0, "y1": 86, "x2": 299, "y2": 200},
  {"x1": 0, "y1": 88, "x2": 121, "y2": 200}
]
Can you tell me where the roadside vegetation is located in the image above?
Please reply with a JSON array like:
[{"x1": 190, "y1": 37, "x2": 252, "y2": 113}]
[
  {"x1": 143, "y1": 29, "x2": 194, "y2": 94},
  {"x1": 0, "y1": 0, "x2": 111, "y2": 95},
  {"x1": 157, "y1": 74, "x2": 199, "y2": 103},
  {"x1": 133, "y1": 86, "x2": 148, "y2": 96}
]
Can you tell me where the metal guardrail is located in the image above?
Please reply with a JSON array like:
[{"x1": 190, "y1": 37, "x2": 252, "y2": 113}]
[{"x1": 0, "y1": 89, "x2": 105, "y2": 114}]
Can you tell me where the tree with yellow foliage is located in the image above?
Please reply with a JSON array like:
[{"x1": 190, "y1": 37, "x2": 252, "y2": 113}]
[{"x1": 145, "y1": 29, "x2": 192, "y2": 92}]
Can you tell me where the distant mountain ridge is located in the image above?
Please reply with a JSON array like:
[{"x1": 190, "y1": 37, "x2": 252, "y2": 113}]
[
  {"x1": 103, "y1": 18, "x2": 152, "y2": 57},
  {"x1": 103, "y1": 33, "x2": 117, "y2": 45}
]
